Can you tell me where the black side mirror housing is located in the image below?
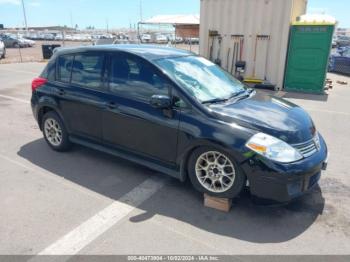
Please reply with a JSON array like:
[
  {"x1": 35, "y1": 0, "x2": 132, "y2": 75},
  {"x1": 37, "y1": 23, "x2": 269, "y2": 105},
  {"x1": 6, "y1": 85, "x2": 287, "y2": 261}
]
[{"x1": 150, "y1": 95, "x2": 172, "y2": 109}]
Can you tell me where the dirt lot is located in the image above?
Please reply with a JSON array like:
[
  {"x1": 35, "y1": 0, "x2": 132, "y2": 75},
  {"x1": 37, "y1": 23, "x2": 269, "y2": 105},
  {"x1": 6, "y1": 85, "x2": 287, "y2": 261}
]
[
  {"x1": 0, "y1": 41, "x2": 199, "y2": 64},
  {"x1": 0, "y1": 41, "x2": 93, "y2": 63}
]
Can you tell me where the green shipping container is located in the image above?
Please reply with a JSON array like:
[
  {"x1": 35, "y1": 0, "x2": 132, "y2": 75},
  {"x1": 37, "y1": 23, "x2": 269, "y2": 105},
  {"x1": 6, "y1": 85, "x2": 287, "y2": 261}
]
[{"x1": 284, "y1": 23, "x2": 335, "y2": 93}]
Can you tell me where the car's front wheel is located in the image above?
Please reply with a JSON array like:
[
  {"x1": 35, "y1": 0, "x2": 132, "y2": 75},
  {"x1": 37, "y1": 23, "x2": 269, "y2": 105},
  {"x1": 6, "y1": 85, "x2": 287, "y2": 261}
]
[
  {"x1": 188, "y1": 147, "x2": 246, "y2": 199},
  {"x1": 42, "y1": 111, "x2": 71, "y2": 151}
]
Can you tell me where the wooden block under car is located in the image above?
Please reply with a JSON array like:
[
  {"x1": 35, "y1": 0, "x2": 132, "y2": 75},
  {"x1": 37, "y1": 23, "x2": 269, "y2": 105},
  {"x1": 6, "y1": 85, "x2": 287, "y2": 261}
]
[{"x1": 204, "y1": 194, "x2": 232, "y2": 212}]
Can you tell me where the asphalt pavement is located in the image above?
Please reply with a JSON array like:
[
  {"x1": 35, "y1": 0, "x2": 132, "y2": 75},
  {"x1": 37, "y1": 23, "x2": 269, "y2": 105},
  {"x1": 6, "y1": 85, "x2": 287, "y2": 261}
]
[{"x1": 0, "y1": 62, "x2": 349, "y2": 256}]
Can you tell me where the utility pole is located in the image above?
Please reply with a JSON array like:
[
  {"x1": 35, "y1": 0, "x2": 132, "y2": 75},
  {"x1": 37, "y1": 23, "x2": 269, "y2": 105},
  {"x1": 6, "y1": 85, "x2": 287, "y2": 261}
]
[
  {"x1": 139, "y1": 0, "x2": 143, "y2": 22},
  {"x1": 21, "y1": 0, "x2": 28, "y2": 31},
  {"x1": 70, "y1": 11, "x2": 73, "y2": 29}
]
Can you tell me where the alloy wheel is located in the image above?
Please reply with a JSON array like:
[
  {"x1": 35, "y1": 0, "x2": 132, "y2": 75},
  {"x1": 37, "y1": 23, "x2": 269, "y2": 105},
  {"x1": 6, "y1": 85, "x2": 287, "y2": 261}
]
[
  {"x1": 44, "y1": 118, "x2": 63, "y2": 146},
  {"x1": 195, "y1": 151, "x2": 236, "y2": 193}
]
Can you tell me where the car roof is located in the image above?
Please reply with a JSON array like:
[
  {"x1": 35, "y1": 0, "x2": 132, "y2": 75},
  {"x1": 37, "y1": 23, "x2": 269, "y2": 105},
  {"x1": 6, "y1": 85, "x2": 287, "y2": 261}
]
[{"x1": 54, "y1": 44, "x2": 195, "y2": 61}]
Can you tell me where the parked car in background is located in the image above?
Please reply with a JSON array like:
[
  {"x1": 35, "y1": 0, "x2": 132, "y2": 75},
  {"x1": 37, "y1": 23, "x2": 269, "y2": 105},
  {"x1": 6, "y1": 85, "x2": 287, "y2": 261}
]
[
  {"x1": 173, "y1": 36, "x2": 183, "y2": 44},
  {"x1": 9, "y1": 34, "x2": 34, "y2": 47},
  {"x1": 94, "y1": 38, "x2": 115, "y2": 45},
  {"x1": 0, "y1": 34, "x2": 26, "y2": 48},
  {"x1": 26, "y1": 32, "x2": 40, "y2": 40},
  {"x1": 91, "y1": 34, "x2": 102, "y2": 40},
  {"x1": 166, "y1": 34, "x2": 183, "y2": 44},
  {"x1": 17, "y1": 37, "x2": 30, "y2": 47},
  {"x1": 332, "y1": 37, "x2": 337, "y2": 48},
  {"x1": 72, "y1": 34, "x2": 82, "y2": 41},
  {"x1": 82, "y1": 34, "x2": 92, "y2": 41},
  {"x1": 141, "y1": 34, "x2": 151, "y2": 43},
  {"x1": 0, "y1": 40, "x2": 6, "y2": 59},
  {"x1": 336, "y1": 36, "x2": 350, "y2": 48},
  {"x1": 155, "y1": 34, "x2": 168, "y2": 44},
  {"x1": 30, "y1": 45, "x2": 328, "y2": 204},
  {"x1": 19, "y1": 37, "x2": 36, "y2": 47},
  {"x1": 54, "y1": 34, "x2": 64, "y2": 41},
  {"x1": 64, "y1": 35, "x2": 73, "y2": 41},
  {"x1": 329, "y1": 47, "x2": 350, "y2": 75},
  {"x1": 184, "y1": 37, "x2": 200, "y2": 44},
  {"x1": 42, "y1": 33, "x2": 55, "y2": 41}
]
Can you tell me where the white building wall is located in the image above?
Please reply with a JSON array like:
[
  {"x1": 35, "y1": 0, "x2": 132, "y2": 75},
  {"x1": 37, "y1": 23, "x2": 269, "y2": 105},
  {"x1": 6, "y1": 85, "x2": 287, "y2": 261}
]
[{"x1": 200, "y1": 0, "x2": 307, "y2": 89}]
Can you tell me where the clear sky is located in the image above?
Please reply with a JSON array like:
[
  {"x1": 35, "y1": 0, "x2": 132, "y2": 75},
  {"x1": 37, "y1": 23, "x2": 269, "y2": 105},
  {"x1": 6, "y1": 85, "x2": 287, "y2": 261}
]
[{"x1": 0, "y1": 0, "x2": 349, "y2": 29}]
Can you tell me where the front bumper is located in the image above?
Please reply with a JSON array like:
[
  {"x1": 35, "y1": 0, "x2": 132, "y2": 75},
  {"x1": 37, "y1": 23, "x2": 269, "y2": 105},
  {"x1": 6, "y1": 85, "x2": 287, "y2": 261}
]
[{"x1": 241, "y1": 135, "x2": 328, "y2": 203}]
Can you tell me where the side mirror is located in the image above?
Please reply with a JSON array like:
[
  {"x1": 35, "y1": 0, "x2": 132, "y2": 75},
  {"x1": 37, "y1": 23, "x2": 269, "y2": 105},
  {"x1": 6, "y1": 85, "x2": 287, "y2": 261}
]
[{"x1": 150, "y1": 94, "x2": 172, "y2": 109}]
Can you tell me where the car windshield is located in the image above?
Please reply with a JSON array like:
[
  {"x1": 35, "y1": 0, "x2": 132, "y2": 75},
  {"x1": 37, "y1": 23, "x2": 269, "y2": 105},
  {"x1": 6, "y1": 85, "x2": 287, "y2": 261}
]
[{"x1": 155, "y1": 56, "x2": 246, "y2": 103}]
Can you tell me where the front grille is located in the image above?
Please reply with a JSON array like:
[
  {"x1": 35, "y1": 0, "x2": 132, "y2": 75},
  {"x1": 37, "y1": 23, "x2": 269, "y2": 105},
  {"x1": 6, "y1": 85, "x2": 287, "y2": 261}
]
[{"x1": 293, "y1": 138, "x2": 318, "y2": 158}]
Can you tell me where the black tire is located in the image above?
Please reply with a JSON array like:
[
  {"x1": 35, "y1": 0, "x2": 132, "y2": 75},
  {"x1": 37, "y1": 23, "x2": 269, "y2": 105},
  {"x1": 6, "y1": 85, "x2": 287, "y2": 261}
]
[
  {"x1": 188, "y1": 146, "x2": 246, "y2": 199},
  {"x1": 42, "y1": 111, "x2": 71, "y2": 152},
  {"x1": 13, "y1": 42, "x2": 19, "y2": 48}
]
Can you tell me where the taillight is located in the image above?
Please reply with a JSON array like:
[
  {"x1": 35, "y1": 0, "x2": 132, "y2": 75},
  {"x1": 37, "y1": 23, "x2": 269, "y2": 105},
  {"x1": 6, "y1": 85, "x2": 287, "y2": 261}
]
[{"x1": 31, "y1": 77, "x2": 47, "y2": 92}]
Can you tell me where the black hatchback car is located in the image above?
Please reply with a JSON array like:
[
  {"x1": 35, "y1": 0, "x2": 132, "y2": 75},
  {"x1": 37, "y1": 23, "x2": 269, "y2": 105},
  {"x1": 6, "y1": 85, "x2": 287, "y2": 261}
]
[{"x1": 31, "y1": 45, "x2": 328, "y2": 203}]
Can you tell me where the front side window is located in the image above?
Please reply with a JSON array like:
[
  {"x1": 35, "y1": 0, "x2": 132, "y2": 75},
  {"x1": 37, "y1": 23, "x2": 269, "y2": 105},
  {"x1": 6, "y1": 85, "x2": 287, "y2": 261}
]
[
  {"x1": 71, "y1": 53, "x2": 104, "y2": 89},
  {"x1": 155, "y1": 56, "x2": 245, "y2": 103},
  {"x1": 109, "y1": 53, "x2": 169, "y2": 101},
  {"x1": 57, "y1": 55, "x2": 74, "y2": 83}
]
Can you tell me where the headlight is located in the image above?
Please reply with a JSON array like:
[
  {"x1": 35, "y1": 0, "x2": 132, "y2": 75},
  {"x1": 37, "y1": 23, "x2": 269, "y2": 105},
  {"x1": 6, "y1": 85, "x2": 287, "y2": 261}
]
[
  {"x1": 246, "y1": 133, "x2": 303, "y2": 163},
  {"x1": 314, "y1": 132, "x2": 321, "y2": 151}
]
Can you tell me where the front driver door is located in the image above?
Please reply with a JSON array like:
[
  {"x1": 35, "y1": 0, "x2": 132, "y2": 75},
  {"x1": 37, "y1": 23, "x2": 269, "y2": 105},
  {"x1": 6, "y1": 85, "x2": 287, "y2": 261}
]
[{"x1": 102, "y1": 52, "x2": 180, "y2": 164}]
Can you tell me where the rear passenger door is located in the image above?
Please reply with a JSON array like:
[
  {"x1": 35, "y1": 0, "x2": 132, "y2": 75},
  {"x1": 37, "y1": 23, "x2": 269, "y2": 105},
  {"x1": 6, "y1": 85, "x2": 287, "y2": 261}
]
[{"x1": 56, "y1": 52, "x2": 108, "y2": 141}]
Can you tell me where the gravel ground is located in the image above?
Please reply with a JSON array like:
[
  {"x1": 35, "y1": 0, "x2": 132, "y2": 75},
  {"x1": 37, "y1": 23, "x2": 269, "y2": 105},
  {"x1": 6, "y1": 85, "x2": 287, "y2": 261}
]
[{"x1": 0, "y1": 41, "x2": 199, "y2": 64}]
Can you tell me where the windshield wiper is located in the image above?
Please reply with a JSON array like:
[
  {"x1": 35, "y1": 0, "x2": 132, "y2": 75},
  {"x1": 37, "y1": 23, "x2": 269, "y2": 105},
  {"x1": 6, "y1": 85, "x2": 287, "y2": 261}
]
[
  {"x1": 201, "y1": 98, "x2": 229, "y2": 104},
  {"x1": 228, "y1": 88, "x2": 254, "y2": 101},
  {"x1": 202, "y1": 89, "x2": 254, "y2": 105}
]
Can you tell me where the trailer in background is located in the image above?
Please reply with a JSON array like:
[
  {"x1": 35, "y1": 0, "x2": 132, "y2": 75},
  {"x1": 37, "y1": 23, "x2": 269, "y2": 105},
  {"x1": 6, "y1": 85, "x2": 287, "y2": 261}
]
[{"x1": 199, "y1": 0, "x2": 307, "y2": 90}]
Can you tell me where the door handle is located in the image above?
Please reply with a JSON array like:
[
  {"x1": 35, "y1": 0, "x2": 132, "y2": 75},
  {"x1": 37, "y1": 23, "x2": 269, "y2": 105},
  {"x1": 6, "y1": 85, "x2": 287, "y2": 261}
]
[
  {"x1": 58, "y1": 89, "x2": 65, "y2": 96},
  {"x1": 106, "y1": 101, "x2": 117, "y2": 109}
]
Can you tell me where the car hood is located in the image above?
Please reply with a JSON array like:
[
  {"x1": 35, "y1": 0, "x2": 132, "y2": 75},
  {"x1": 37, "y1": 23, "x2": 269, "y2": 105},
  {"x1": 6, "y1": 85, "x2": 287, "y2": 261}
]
[{"x1": 208, "y1": 92, "x2": 316, "y2": 144}]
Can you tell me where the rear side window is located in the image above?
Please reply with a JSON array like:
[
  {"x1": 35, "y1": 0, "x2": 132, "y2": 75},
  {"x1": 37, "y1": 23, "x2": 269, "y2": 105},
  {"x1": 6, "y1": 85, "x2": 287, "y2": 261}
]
[
  {"x1": 71, "y1": 54, "x2": 104, "y2": 89},
  {"x1": 57, "y1": 55, "x2": 73, "y2": 83}
]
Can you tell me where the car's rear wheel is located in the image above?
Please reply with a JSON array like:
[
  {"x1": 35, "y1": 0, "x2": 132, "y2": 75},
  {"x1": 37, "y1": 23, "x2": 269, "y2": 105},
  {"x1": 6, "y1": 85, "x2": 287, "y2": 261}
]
[
  {"x1": 188, "y1": 147, "x2": 245, "y2": 198},
  {"x1": 42, "y1": 111, "x2": 71, "y2": 151}
]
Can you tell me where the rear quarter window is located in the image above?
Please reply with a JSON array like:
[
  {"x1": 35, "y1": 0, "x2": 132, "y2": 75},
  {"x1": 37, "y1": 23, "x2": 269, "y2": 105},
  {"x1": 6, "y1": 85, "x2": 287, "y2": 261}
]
[
  {"x1": 57, "y1": 54, "x2": 74, "y2": 83},
  {"x1": 41, "y1": 59, "x2": 56, "y2": 81}
]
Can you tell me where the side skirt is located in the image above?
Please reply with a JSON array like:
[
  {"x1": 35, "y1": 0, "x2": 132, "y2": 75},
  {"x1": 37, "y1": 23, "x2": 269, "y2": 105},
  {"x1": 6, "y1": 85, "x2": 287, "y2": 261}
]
[{"x1": 69, "y1": 136, "x2": 182, "y2": 181}]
